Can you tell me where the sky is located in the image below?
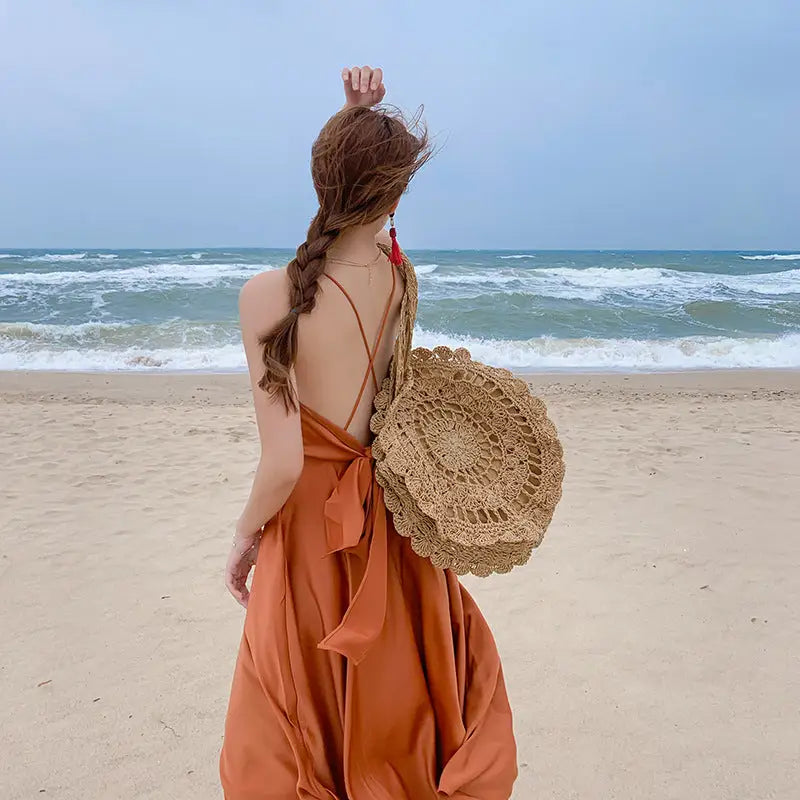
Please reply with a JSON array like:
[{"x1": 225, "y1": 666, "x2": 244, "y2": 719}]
[{"x1": 0, "y1": 0, "x2": 798, "y2": 250}]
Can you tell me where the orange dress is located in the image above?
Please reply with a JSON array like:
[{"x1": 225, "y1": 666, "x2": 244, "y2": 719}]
[{"x1": 219, "y1": 268, "x2": 517, "y2": 799}]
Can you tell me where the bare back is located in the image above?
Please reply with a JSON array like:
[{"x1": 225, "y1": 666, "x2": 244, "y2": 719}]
[{"x1": 294, "y1": 249, "x2": 403, "y2": 446}]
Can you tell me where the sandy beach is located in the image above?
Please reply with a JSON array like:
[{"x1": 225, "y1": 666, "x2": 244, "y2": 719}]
[{"x1": 1, "y1": 368, "x2": 799, "y2": 800}]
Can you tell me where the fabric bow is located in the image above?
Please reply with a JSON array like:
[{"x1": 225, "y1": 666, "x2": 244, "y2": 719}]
[{"x1": 318, "y1": 448, "x2": 389, "y2": 665}]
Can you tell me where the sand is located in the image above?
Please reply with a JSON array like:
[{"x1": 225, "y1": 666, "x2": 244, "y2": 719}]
[{"x1": 1, "y1": 369, "x2": 799, "y2": 799}]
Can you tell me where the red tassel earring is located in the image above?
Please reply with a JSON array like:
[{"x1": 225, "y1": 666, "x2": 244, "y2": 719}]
[{"x1": 388, "y1": 212, "x2": 403, "y2": 266}]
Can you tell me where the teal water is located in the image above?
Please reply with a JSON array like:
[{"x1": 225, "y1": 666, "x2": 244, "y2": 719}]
[{"x1": 1, "y1": 248, "x2": 799, "y2": 371}]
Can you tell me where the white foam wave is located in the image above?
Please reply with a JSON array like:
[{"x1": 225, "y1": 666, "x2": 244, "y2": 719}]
[
  {"x1": 6, "y1": 258, "x2": 798, "y2": 304},
  {"x1": 425, "y1": 270, "x2": 608, "y2": 300},
  {"x1": 25, "y1": 252, "x2": 88, "y2": 262},
  {"x1": 720, "y1": 268, "x2": 800, "y2": 295},
  {"x1": 189, "y1": 252, "x2": 205, "y2": 259},
  {"x1": 499, "y1": 254, "x2": 536, "y2": 259},
  {"x1": 0, "y1": 343, "x2": 246, "y2": 372},
  {"x1": 0, "y1": 320, "x2": 241, "y2": 370},
  {"x1": 412, "y1": 329, "x2": 800, "y2": 371},
  {"x1": 430, "y1": 273, "x2": 520, "y2": 286},
  {"x1": 423, "y1": 264, "x2": 799, "y2": 299},
  {"x1": 0, "y1": 321, "x2": 132, "y2": 337},
  {"x1": 95, "y1": 253, "x2": 118, "y2": 260},
  {"x1": 4, "y1": 327, "x2": 798, "y2": 372},
  {"x1": 536, "y1": 266, "x2": 669, "y2": 288},
  {"x1": 740, "y1": 253, "x2": 800, "y2": 261},
  {"x1": 0, "y1": 254, "x2": 17, "y2": 259},
  {"x1": 529, "y1": 265, "x2": 800, "y2": 298},
  {"x1": 0, "y1": 261, "x2": 273, "y2": 291}
]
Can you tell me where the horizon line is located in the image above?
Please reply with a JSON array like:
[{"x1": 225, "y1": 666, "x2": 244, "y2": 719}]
[{"x1": 2, "y1": 245, "x2": 799, "y2": 253}]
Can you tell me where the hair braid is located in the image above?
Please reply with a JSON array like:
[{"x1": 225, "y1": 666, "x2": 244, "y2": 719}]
[{"x1": 257, "y1": 208, "x2": 339, "y2": 411}]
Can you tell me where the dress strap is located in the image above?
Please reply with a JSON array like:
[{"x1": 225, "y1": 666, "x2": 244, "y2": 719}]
[
  {"x1": 321, "y1": 272, "x2": 379, "y2": 389},
  {"x1": 322, "y1": 265, "x2": 397, "y2": 431}
]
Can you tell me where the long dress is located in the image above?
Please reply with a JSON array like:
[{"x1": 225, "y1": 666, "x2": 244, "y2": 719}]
[{"x1": 219, "y1": 265, "x2": 518, "y2": 800}]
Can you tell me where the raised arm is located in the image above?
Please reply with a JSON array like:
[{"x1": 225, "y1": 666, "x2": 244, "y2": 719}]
[{"x1": 341, "y1": 66, "x2": 392, "y2": 249}]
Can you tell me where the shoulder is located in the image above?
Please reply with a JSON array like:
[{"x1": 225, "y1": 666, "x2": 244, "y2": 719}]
[{"x1": 238, "y1": 268, "x2": 289, "y2": 331}]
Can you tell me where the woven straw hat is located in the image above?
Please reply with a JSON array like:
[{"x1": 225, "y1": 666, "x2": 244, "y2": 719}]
[{"x1": 370, "y1": 248, "x2": 565, "y2": 576}]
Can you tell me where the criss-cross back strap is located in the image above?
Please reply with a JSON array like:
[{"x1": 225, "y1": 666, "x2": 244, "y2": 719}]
[{"x1": 322, "y1": 264, "x2": 397, "y2": 431}]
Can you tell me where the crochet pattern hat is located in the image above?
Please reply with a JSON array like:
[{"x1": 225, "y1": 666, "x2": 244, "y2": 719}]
[{"x1": 370, "y1": 247, "x2": 565, "y2": 577}]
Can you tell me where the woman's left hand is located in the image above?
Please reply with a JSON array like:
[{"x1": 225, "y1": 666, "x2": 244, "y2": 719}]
[
  {"x1": 225, "y1": 534, "x2": 261, "y2": 609},
  {"x1": 342, "y1": 65, "x2": 385, "y2": 108}
]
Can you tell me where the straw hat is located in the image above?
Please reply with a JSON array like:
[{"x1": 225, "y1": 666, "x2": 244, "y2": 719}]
[{"x1": 370, "y1": 251, "x2": 565, "y2": 576}]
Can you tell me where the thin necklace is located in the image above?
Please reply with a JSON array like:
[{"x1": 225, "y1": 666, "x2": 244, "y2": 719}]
[{"x1": 325, "y1": 249, "x2": 384, "y2": 285}]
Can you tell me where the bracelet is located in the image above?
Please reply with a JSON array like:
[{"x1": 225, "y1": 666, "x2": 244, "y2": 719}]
[
  {"x1": 231, "y1": 535, "x2": 259, "y2": 557},
  {"x1": 232, "y1": 521, "x2": 268, "y2": 556}
]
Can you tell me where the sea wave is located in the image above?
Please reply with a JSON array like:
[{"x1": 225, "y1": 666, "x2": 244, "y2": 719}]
[
  {"x1": 0, "y1": 254, "x2": 17, "y2": 259},
  {"x1": 0, "y1": 319, "x2": 236, "y2": 348},
  {"x1": 422, "y1": 270, "x2": 602, "y2": 298},
  {"x1": 0, "y1": 343, "x2": 246, "y2": 371},
  {"x1": 721, "y1": 269, "x2": 800, "y2": 296},
  {"x1": 0, "y1": 320, "x2": 240, "y2": 369},
  {"x1": 20, "y1": 252, "x2": 121, "y2": 262},
  {"x1": 0, "y1": 320, "x2": 133, "y2": 338},
  {"x1": 740, "y1": 253, "x2": 800, "y2": 261},
  {"x1": 493, "y1": 265, "x2": 798, "y2": 298},
  {"x1": 535, "y1": 266, "x2": 668, "y2": 288},
  {"x1": 0, "y1": 261, "x2": 273, "y2": 291},
  {"x1": 17, "y1": 252, "x2": 123, "y2": 262},
  {"x1": 498, "y1": 254, "x2": 536, "y2": 259},
  {"x1": 3, "y1": 323, "x2": 798, "y2": 371},
  {"x1": 413, "y1": 329, "x2": 800, "y2": 370},
  {"x1": 25, "y1": 252, "x2": 88, "y2": 262},
  {"x1": 6, "y1": 257, "x2": 798, "y2": 303},
  {"x1": 420, "y1": 265, "x2": 800, "y2": 302},
  {"x1": 534, "y1": 266, "x2": 800, "y2": 296},
  {"x1": 428, "y1": 273, "x2": 520, "y2": 286}
]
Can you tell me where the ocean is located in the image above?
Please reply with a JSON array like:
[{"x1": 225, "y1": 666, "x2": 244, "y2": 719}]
[{"x1": 1, "y1": 248, "x2": 799, "y2": 372}]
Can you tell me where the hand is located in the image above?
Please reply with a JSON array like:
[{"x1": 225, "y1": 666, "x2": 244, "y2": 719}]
[
  {"x1": 225, "y1": 534, "x2": 261, "y2": 609},
  {"x1": 342, "y1": 65, "x2": 386, "y2": 108}
]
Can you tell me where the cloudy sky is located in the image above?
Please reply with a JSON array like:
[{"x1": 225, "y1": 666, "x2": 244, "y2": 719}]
[{"x1": 1, "y1": 0, "x2": 798, "y2": 249}]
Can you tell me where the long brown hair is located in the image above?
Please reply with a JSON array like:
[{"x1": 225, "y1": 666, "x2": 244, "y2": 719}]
[{"x1": 258, "y1": 104, "x2": 432, "y2": 411}]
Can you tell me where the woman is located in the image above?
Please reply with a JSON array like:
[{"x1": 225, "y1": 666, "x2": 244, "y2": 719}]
[{"x1": 219, "y1": 66, "x2": 517, "y2": 800}]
